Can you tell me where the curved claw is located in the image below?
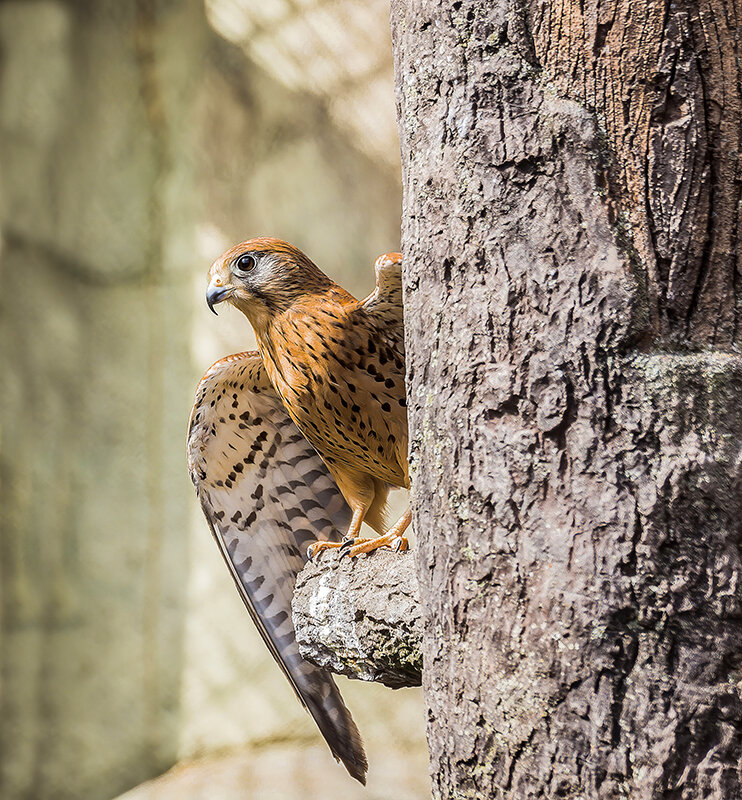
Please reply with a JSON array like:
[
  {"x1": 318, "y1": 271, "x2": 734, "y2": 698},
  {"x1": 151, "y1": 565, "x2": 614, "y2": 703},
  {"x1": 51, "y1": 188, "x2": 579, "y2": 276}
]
[
  {"x1": 338, "y1": 537, "x2": 366, "y2": 560},
  {"x1": 307, "y1": 540, "x2": 349, "y2": 561},
  {"x1": 338, "y1": 537, "x2": 360, "y2": 559}
]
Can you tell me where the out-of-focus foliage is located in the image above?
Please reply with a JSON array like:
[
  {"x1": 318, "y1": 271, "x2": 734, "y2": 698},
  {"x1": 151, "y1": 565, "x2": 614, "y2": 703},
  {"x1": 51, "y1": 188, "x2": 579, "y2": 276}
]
[{"x1": 0, "y1": 1, "x2": 427, "y2": 798}]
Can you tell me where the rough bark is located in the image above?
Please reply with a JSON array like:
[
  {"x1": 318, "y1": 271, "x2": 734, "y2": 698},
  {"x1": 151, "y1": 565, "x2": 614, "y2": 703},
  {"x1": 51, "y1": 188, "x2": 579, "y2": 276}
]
[
  {"x1": 292, "y1": 551, "x2": 422, "y2": 689},
  {"x1": 391, "y1": 1, "x2": 742, "y2": 798},
  {"x1": 528, "y1": 0, "x2": 742, "y2": 345}
]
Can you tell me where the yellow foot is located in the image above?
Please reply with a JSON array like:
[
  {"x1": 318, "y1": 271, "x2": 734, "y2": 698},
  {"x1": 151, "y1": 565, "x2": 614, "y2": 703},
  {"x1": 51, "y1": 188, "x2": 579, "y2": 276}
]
[
  {"x1": 340, "y1": 532, "x2": 409, "y2": 559},
  {"x1": 306, "y1": 537, "x2": 371, "y2": 561}
]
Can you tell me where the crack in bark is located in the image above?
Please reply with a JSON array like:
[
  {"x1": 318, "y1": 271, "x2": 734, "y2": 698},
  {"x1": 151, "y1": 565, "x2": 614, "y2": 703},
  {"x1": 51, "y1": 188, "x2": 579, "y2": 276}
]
[{"x1": 392, "y1": 1, "x2": 742, "y2": 796}]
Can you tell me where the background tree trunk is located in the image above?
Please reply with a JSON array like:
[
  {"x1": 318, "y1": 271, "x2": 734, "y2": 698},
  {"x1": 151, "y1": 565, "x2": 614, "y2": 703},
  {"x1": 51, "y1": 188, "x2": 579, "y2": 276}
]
[
  {"x1": 0, "y1": 2, "x2": 423, "y2": 799},
  {"x1": 391, "y1": 0, "x2": 742, "y2": 798}
]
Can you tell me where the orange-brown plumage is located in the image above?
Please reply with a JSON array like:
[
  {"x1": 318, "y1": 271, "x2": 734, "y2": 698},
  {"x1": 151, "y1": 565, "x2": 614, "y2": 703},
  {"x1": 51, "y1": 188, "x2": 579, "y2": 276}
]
[
  {"x1": 207, "y1": 238, "x2": 409, "y2": 539},
  {"x1": 191, "y1": 238, "x2": 410, "y2": 783}
]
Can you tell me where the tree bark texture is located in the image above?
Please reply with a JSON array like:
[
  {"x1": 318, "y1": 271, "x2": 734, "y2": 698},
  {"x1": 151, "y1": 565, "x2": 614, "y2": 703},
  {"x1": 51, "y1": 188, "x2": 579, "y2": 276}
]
[
  {"x1": 391, "y1": 1, "x2": 742, "y2": 798},
  {"x1": 292, "y1": 551, "x2": 422, "y2": 689}
]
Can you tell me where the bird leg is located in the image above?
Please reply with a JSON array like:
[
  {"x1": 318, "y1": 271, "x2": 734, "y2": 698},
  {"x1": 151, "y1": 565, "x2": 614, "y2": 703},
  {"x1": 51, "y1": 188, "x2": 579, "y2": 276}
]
[
  {"x1": 340, "y1": 508, "x2": 411, "y2": 559},
  {"x1": 307, "y1": 507, "x2": 366, "y2": 561}
]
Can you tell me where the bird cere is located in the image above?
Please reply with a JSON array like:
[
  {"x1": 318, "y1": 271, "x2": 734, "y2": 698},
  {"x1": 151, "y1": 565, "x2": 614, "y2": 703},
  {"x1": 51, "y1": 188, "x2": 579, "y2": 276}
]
[{"x1": 187, "y1": 238, "x2": 410, "y2": 784}]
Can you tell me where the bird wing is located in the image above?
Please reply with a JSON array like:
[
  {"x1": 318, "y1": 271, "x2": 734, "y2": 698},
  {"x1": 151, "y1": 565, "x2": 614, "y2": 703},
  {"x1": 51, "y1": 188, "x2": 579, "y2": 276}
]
[
  {"x1": 360, "y1": 252, "x2": 404, "y2": 341},
  {"x1": 346, "y1": 252, "x2": 408, "y2": 487},
  {"x1": 187, "y1": 351, "x2": 367, "y2": 783}
]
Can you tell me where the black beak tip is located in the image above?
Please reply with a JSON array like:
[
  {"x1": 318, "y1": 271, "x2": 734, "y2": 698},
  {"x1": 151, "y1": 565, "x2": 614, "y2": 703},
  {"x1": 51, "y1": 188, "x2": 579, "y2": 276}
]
[{"x1": 206, "y1": 286, "x2": 231, "y2": 315}]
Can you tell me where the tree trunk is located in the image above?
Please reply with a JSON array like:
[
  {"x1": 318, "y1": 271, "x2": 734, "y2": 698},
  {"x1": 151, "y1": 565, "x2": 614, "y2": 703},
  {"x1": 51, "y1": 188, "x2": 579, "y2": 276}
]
[{"x1": 391, "y1": 1, "x2": 742, "y2": 798}]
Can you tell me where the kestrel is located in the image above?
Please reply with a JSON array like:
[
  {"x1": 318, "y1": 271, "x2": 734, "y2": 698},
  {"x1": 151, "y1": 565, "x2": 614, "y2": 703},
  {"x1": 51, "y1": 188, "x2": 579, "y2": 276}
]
[{"x1": 187, "y1": 238, "x2": 410, "y2": 783}]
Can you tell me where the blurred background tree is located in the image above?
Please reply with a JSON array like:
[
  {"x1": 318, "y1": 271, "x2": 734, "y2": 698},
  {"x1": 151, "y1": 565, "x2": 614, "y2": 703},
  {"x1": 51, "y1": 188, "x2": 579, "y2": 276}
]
[{"x1": 0, "y1": 1, "x2": 427, "y2": 798}]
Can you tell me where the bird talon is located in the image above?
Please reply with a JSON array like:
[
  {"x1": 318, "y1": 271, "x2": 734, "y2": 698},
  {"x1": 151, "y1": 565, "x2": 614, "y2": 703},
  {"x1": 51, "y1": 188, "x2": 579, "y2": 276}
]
[
  {"x1": 307, "y1": 541, "x2": 342, "y2": 561},
  {"x1": 392, "y1": 536, "x2": 409, "y2": 553}
]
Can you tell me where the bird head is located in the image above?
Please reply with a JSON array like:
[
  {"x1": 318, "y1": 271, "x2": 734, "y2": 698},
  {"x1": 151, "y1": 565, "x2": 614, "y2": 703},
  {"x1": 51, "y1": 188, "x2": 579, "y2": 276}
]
[{"x1": 206, "y1": 237, "x2": 333, "y2": 327}]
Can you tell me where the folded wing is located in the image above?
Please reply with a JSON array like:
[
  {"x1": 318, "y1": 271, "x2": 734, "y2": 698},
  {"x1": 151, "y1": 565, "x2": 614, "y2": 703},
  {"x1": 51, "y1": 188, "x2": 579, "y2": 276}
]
[
  {"x1": 361, "y1": 252, "x2": 404, "y2": 342},
  {"x1": 187, "y1": 351, "x2": 367, "y2": 783}
]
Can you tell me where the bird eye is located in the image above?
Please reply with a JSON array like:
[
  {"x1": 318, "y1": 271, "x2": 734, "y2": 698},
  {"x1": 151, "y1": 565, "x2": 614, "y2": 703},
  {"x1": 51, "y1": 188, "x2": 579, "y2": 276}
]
[{"x1": 235, "y1": 254, "x2": 256, "y2": 273}]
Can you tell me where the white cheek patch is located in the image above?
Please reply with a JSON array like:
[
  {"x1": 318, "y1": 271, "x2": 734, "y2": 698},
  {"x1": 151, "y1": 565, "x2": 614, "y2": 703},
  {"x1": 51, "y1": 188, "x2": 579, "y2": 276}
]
[{"x1": 250, "y1": 253, "x2": 283, "y2": 284}]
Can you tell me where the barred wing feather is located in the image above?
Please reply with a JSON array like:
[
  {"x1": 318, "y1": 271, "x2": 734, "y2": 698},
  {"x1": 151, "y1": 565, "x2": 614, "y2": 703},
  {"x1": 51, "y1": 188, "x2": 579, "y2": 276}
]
[{"x1": 187, "y1": 351, "x2": 366, "y2": 783}]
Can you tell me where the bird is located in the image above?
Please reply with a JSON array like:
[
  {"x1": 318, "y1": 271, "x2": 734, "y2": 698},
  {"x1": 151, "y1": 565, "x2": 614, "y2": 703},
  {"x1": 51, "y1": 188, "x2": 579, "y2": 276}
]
[{"x1": 186, "y1": 237, "x2": 410, "y2": 784}]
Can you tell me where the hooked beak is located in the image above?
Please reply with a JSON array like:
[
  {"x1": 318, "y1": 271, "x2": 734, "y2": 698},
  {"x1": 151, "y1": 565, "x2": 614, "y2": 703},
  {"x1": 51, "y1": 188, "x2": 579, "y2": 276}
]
[{"x1": 206, "y1": 283, "x2": 233, "y2": 315}]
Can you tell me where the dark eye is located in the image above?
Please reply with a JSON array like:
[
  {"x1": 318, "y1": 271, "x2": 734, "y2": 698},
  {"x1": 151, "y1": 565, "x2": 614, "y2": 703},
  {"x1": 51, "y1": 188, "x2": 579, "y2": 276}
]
[{"x1": 235, "y1": 254, "x2": 256, "y2": 273}]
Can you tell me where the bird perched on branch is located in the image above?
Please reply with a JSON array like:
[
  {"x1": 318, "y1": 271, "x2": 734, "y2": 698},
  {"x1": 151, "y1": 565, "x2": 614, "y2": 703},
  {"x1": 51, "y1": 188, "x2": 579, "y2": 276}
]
[{"x1": 187, "y1": 238, "x2": 410, "y2": 783}]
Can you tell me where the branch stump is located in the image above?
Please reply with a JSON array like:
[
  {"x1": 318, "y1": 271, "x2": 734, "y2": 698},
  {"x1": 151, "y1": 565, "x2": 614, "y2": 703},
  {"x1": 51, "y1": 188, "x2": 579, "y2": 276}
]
[{"x1": 292, "y1": 550, "x2": 422, "y2": 689}]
